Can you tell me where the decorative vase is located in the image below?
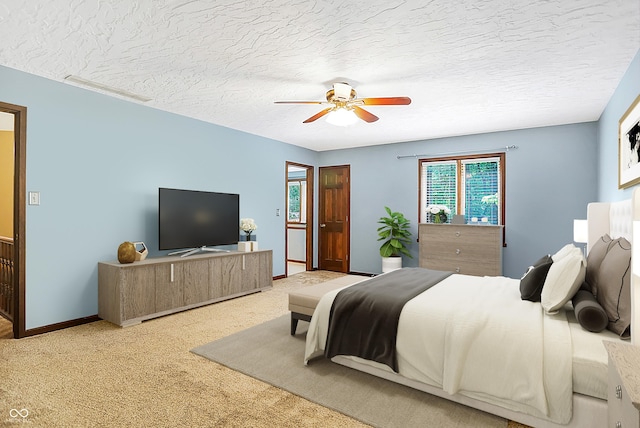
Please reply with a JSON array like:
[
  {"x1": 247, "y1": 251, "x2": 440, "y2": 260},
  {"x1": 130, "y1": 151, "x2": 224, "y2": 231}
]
[
  {"x1": 241, "y1": 232, "x2": 255, "y2": 241},
  {"x1": 117, "y1": 241, "x2": 136, "y2": 264},
  {"x1": 432, "y1": 212, "x2": 447, "y2": 223}
]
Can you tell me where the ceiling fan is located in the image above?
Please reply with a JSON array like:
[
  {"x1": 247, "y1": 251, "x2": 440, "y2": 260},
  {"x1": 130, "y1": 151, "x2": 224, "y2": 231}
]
[{"x1": 274, "y1": 82, "x2": 411, "y2": 124}]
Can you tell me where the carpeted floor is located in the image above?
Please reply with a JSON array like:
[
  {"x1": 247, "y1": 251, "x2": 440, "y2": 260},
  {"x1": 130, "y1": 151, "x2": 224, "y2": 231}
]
[
  {"x1": 192, "y1": 315, "x2": 508, "y2": 428},
  {"x1": 0, "y1": 316, "x2": 11, "y2": 339},
  {"x1": 0, "y1": 271, "x2": 530, "y2": 427}
]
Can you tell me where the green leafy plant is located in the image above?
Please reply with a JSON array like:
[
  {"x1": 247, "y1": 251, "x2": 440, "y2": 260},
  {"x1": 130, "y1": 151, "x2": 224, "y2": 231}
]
[
  {"x1": 377, "y1": 206, "x2": 413, "y2": 258},
  {"x1": 481, "y1": 193, "x2": 498, "y2": 205}
]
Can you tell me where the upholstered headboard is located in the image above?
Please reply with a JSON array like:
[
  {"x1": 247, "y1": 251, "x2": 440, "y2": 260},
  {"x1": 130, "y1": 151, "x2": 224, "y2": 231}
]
[
  {"x1": 586, "y1": 190, "x2": 639, "y2": 345},
  {"x1": 586, "y1": 198, "x2": 632, "y2": 253}
]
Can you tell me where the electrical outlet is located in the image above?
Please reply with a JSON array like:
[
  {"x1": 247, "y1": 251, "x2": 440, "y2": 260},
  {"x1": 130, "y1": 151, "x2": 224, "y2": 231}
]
[
  {"x1": 28, "y1": 191, "x2": 40, "y2": 206},
  {"x1": 276, "y1": 209, "x2": 280, "y2": 216}
]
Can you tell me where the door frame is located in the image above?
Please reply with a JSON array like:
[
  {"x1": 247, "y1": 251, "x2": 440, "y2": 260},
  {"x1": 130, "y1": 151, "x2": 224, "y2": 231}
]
[
  {"x1": 285, "y1": 161, "x2": 314, "y2": 276},
  {"x1": 1, "y1": 102, "x2": 26, "y2": 339}
]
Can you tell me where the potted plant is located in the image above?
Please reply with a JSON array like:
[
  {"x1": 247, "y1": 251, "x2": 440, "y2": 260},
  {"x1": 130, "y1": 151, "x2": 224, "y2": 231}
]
[
  {"x1": 240, "y1": 218, "x2": 258, "y2": 241},
  {"x1": 377, "y1": 206, "x2": 413, "y2": 273}
]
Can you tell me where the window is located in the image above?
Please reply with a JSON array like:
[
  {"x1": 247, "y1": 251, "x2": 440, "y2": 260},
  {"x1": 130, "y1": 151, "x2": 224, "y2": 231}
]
[
  {"x1": 419, "y1": 153, "x2": 505, "y2": 227},
  {"x1": 288, "y1": 180, "x2": 307, "y2": 223}
]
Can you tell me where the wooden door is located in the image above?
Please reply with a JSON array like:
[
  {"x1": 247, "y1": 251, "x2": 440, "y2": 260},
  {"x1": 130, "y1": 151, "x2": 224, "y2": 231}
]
[{"x1": 319, "y1": 165, "x2": 350, "y2": 272}]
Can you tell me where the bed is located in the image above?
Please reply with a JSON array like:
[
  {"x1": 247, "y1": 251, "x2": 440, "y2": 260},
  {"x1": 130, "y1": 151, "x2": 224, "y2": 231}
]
[{"x1": 304, "y1": 190, "x2": 639, "y2": 428}]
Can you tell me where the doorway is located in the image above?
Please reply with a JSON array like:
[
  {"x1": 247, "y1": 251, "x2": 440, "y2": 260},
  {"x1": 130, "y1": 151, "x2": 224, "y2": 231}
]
[
  {"x1": 0, "y1": 102, "x2": 26, "y2": 339},
  {"x1": 318, "y1": 165, "x2": 350, "y2": 273},
  {"x1": 285, "y1": 162, "x2": 314, "y2": 277}
]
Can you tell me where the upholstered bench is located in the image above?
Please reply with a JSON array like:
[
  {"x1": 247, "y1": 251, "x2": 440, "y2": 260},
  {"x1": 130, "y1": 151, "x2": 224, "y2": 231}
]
[{"x1": 288, "y1": 275, "x2": 367, "y2": 335}]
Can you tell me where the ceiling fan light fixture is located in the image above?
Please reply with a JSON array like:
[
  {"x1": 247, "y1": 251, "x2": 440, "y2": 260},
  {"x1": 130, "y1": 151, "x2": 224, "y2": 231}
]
[
  {"x1": 333, "y1": 82, "x2": 355, "y2": 101},
  {"x1": 275, "y1": 82, "x2": 409, "y2": 124},
  {"x1": 326, "y1": 108, "x2": 358, "y2": 126}
]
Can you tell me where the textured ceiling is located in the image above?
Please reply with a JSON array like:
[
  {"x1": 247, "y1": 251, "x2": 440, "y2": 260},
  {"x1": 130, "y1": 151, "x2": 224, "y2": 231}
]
[{"x1": 0, "y1": 1, "x2": 638, "y2": 151}]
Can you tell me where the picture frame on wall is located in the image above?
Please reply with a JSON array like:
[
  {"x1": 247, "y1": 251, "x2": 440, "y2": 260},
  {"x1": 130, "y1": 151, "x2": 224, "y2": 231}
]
[{"x1": 619, "y1": 94, "x2": 640, "y2": 189}]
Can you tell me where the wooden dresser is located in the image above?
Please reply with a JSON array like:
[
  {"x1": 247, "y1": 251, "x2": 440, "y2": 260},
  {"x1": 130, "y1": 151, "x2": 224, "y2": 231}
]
[{"x1": 418, "y1": 223, "x2": 503, "y2": 276}]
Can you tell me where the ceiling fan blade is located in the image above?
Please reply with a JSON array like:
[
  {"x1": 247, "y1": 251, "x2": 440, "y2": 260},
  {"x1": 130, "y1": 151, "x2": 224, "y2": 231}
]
[
  {"x1": 353, "y1": 106, "x2": 379, "y2": 123},
  {"x1": 303, "y1": 107, "x2": 333, "y2": 123},
  {"x1": 360, "y1": 97, "x2": 411, "y2": 105},
  {"x1": 274, "y1": 101, "x2": 326, "y2": 105}
]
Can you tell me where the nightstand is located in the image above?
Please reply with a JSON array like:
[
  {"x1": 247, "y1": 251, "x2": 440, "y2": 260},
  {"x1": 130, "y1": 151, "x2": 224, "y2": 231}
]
[{"x1": 605, "y1": 341, "x2": 640, "y2": 428}]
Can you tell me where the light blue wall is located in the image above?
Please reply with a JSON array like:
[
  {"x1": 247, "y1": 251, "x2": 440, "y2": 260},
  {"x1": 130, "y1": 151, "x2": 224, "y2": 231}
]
[
  {"x1": 598, "y1": 49, "x2": 640, "y2": 201},
  {"x1": 319, "y1": 123, "x2": 598, "y2": 278},
  {"x1": 3, "y1": 48, "x2": 637, "y2": 330},
  {"x1": 0, "y1": 65, "x2": 317, "y2": 329}
]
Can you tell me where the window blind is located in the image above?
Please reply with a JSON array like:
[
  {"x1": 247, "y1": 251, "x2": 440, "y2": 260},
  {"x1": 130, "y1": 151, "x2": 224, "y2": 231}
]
[
  {"x1": 461, "y1": 157, "x2": 501, "y2": 224},
  {"x1": 420, "y1": 160, "x2": 457, "y2": 223}
]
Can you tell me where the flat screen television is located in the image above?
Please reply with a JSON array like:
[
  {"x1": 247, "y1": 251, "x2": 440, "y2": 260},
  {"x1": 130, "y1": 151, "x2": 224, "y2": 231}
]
[{"x1": 159, "y1": 188, "x2": 239, "y2": 253}]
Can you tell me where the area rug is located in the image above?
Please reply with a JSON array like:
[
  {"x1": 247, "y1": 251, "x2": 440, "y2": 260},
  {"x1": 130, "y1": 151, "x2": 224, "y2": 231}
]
[{"x1": 191, "y1": 314, "x2": 507, "y2": 428}]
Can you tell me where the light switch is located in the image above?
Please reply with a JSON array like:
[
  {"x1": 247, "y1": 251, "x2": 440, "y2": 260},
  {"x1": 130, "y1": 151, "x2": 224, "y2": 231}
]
[{"x1": 28, "y1": 191, "x2": 40, "y2": 206}]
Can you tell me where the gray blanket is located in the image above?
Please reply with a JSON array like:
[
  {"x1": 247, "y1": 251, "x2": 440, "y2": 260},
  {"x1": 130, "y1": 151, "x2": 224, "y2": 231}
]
[{"x1": 324, "y1": 267, "x2": 452, "y2": 372}]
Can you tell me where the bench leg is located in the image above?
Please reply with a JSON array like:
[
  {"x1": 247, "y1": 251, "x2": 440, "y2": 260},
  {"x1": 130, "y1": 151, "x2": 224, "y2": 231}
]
[{"x1": 290, "y1": 312, "x2": 312, "y2": 335}]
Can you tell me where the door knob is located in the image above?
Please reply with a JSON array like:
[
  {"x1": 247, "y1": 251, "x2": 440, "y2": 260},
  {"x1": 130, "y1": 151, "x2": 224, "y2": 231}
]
[{"x1": 320, "y1": 224, "x2": 326, "y2": 228}]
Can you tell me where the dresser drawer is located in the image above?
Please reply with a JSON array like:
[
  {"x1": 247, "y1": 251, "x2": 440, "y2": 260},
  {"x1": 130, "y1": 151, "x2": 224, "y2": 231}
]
[
  {"x1": 423, "y1": 258, "x2": 498, "y2": 276},
  {"x1": 419, "y1": 224, "x2": 500, "y2": 244},
  {"x1": 425, "y1": 241, "x2": 499, "y2": 263}
]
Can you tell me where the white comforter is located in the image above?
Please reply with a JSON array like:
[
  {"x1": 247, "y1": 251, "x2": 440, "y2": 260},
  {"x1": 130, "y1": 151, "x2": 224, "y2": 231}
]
[{"x1": 305, "y1": 274, "x2": 573, "y2": 424}]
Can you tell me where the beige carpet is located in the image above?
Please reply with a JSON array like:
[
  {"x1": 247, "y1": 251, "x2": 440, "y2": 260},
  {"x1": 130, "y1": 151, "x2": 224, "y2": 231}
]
[
  {"x1": 193, "y1": 314, "x2": 508, "y2": 428},
  {"x1": 0, "y1": 271, "x2": 529, "y2": 427},
  {"x1": 0, "y1": 316, "x2": 11, "y2": 339}
]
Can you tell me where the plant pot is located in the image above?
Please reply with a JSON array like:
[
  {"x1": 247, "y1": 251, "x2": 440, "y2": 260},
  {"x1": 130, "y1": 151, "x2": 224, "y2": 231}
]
[{"x1": 381, "y1": 256, "x2": 402, "y2": 273}]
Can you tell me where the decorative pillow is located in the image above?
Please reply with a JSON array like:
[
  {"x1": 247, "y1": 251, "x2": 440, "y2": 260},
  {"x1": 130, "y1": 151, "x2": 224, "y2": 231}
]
[
  {"x1": 519, "y1": 255, "x2": 553, "y2": 302},
  {"x1": 595, "y1": 237, "x2": 631, "y2": 339},
  {"x1": 541, "y1": 246, "x2": 586, "y2": 314},
  {"x1": 572, "y1": 289, "x2": 608, "y2": 332},
  {"x1": 552, "y1": 243, "x2": 578, "y2": 262},
  {"x1": 585, "y1": 234, "x2": 613, "y2": 297}
]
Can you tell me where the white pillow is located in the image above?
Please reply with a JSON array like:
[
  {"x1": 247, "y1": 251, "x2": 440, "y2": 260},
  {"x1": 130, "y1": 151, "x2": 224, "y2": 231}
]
[
  {"x1": 541, "y1": 246, "x2": 586, "y2": 314},
  {"x1": 552, "y1": 243, "x2": 578, "y2": 262}
]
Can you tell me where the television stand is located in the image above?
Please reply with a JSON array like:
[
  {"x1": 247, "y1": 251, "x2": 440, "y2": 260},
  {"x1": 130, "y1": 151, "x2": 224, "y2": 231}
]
[
  {"x1": 168, "y1": 246, "x2": 231, "y2": 258},
  {"x1": 98, "y1": 250, "x2": 273, "y2": 327}
]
